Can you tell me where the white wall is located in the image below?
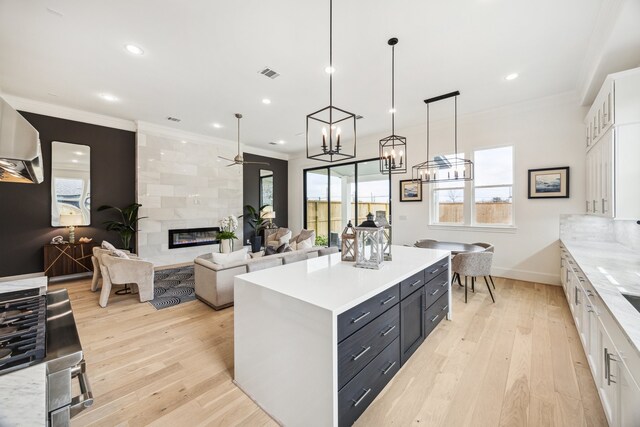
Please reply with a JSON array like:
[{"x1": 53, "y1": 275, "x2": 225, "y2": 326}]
[
  {"x1": 136, "y1": 123, "x2": 244, "y2": 266},
  {"x1": 289, "y1": 92, "x2": 587, "y2": 285}
]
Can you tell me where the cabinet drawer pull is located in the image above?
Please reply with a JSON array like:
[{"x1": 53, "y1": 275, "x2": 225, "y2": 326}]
[
  {"x1": 381, "y1": 325, "x2": 396, "y2": 336},
  {"x1": 430, "y1": 288, "x2": 440, "y2": 296},
  {"x1": 382, "y1": 361, "x2": 396, "y2": 375},
  {"x1": 430, "y1": 314, "x2": 440, "y2": 323},
  {"x1": 381, "y1": 295, "x2": 396, "y2": 305},
  {"x1": 352, "y1": 346, "x2": 371, "y2": 361},
  {"x1": 441, "y1": 304, "x2": 449, "y2": 312},
  {"x1": 440, "y1": 281, "x2": 448, "y2": 287},
  {"x1": 352, "y1": 312, "x2": 370, "y2": 323},
  {"x1": 429, "y1": 268, "x2": 440, "y2": 275},
  {"x1": 586, "y1": 290, "x2": 594, "y2": 297},
  {"x1": 410, "y1": 279, "x2": 422, "y2": 288},
  {"x1": 352, "y1": 388, "x2": 372, "y2": 407}
]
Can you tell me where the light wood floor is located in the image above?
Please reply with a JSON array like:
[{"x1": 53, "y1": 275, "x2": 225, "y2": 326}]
[{"x1": 53, "y1": 276, "x2": 606, "y2": 427}]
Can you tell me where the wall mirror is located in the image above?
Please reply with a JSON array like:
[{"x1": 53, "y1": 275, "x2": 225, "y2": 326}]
[
  {"x1": 260, "y1": 169, "x2": 273, "y2": 207},
  {"x1": 51, "y1": 141, "x2": 91, "y2": 226}
]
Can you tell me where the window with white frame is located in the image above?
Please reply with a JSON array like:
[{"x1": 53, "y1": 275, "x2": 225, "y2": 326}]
[{"x1": 430, "y1": 146, "x2": 514, "y2": 227}]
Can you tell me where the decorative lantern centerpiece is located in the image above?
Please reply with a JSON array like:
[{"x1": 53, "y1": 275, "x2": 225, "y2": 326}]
[
  {"x1": 341, "y1": 220, "x2": 357, "y2": 262},
  {"x1": 375, "y1": 211, "x2": 392, "y2": 261},
  {"x1": 355, "y1": 213, "x2": 385, "y2": 270}
]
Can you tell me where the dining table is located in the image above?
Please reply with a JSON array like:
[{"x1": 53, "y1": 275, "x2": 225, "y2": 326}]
[{"x1": 413, "y1": 240, "x2": 485, "y2": 255}]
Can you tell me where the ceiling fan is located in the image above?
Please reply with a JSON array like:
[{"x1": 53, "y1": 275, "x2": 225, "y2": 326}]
[{"x1": 218, "y1": 113, "x2": 270, "y2": 167}]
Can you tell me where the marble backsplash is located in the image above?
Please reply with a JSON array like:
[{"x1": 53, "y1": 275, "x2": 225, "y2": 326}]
[
  {"x1": 136, "y1": 131, "x2": 243, "y2": 266},
  {"x1": 560, "y1": 214, "x2": 640, "y2": 251}
]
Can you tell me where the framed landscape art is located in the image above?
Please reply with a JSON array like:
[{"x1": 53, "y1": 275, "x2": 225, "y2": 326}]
[
  {"x1": 400, "y1": 179, "x2": 422, "y2": 202},
  {"x1": 528, "y1": 167, "x2": 569, "y2": 199}
]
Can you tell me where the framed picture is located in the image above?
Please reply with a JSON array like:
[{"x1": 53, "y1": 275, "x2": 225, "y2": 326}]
[
  {"x1": 528, "y1": 167, "x2": 570, "y2": 199},
  {"x1": 400, "y1": 179, "x2": 422, "y2": 202}
]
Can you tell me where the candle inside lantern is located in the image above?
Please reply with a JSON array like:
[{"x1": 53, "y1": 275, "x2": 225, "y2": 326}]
[
  {"x1": 335, "y1": 127, "x2": 341, "y2": 151},
  {"x1": 322, "y1": 128, "x2": 328, "y2": 152}
]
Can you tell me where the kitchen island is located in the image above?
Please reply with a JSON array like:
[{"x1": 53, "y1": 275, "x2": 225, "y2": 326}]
[{"x1": 234, "y1": 245, "x2": 451, "y2": 426}]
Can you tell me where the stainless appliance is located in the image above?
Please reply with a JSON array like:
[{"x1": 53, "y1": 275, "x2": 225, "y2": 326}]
[
  {"x1": 0, "y1": 95, "x2": 44, "y2": 184},
  {"x1": 0, "y1": 288, "x2": 93, "y2": 425}
]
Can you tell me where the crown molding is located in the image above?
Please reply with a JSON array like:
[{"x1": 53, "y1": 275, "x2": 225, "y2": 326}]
[{"x1": 0, "y1": 93, "x2": 136, "y2": 131}]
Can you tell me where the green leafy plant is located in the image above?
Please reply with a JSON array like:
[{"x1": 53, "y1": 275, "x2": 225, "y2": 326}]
[
  {"x1": 97, "y1": 203, "x2": 147, "y2": 250},
  {"x1": 315, "y1": 234, "x2": 328, "y2": 246},
  {"x1": 218, "y1": 230, "x2": 237, "y2": 240},
  {"x1": 243, "y1": 204, "x2": 271, "y2": 235}
]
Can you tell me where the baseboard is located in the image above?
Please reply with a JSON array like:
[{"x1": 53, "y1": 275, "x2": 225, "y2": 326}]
[
  {"x1": 491, "y1": 267, "x2": 561, "y2": 286},
  {"x1": 0, "y1": 272, "x2": 45, "y2": 282}
]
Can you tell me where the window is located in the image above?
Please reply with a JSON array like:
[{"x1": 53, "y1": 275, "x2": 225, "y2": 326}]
[
  {"x1": 304, "y1": 159, "x2": 390, "y2": 247},
  {"x1": 430, "y1": 146, "x2": 514, "y2": 227}
]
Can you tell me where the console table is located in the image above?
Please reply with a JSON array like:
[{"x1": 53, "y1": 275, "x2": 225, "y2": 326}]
[
  {"x1": 234, "y1": 245, "x2": 451, "y2": 426},
  {"x1": 44, "y1": 242, "x2": 97, "y2": 278}
]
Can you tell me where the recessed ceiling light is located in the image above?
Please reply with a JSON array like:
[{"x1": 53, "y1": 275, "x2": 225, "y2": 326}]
[
  {"x1": 325, "y1": 66, "x2": 335, "y2": 74},
  {"x1": 505, "y1": 73, "x2": 519, "y2": 81},
  {"x1": 181, "y1": 140, "x2": 187, "y2": 144},
  {"x1": 99, "y1": 93, "x2": 118, "y2": 102},
  {"x1": 262, "y1": 98, "x2": 271, "y2": 105},
  {"x1": 71, "y1": 159, "x2": 79, "y2": 163},
  {"x1": 278, "y1": 140, "x2": 286, "y2": 145},
  {"x1": 73, "y1": 151, "x2": 84, "y2": 155},
  {"x1": 125, "y1": 44, "x2": 144, "y2": 55},
  {"x1": 212, "y1": 123, "x2": 222, "y2": 129}
]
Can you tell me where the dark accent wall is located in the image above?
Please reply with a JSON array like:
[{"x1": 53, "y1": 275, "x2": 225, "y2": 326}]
[
  {"x1": 242, "y1": 153, "x2": 288, "y2": 242},
  {"x1": 0, "y1": 112, "x2": 136, "y2": 277}
]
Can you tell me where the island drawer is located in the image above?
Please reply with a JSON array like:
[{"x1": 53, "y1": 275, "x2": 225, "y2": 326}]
[
  {"x1": 399, "y1": 270, "x2": 425, "y2": 300},
  {"x1": 338, "y1": 337, "x2": 400, "y2": 427},
  {"x1": 424, "y1": 292, "x2": 449, "y2": 337},
  {"x1": 338, "y1": 304, "x2": 400, "y2": 389},
  {"x1": 424, "y1": 270, "x2": 449, "y2": 308},
  {"x1": 424, "y1": 258, "x2": 449, "y2": 284},
  {"x1": 338, "y1": 284, "x2": 400, "y2": 342}
]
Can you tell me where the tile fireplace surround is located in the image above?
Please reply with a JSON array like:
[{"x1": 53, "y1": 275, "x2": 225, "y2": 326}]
[{"x1": 136, "y1": 128, "x2": 243, "y2": 266}]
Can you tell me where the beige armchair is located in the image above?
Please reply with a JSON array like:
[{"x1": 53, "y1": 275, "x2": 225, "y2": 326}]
[
  {"x1": 91, "y1": 247, "x2": 137, "y2": 292},
  {"x1": 97, "y1": 252, "x2": 155, "y2": 307},
  {"x1": 265, "y1": 227, "x2": 292, "y2": 248}
]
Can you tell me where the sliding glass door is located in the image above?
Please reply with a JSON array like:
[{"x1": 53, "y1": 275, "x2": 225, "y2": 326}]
[{"x1": 304, "y1": 159, "x2": 390, "y2": 247}]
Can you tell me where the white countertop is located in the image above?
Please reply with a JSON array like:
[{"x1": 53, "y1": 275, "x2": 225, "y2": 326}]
[
  {"x1": 561, "y1": 239, "x2": 640, "y2": 356},
  {"x1": 0, "y1": 364, "x2": 47, "y2": 427},
  {"x1": 236, "y1": 245, "x2": 450, "y2": 314},
  {"x1": 0, "y1": 276, "x2": 47, "y2": 296}
]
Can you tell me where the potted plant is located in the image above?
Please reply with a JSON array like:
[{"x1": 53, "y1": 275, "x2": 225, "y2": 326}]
[
  {"x1": 97, "y1": 203, "x2": 147, "y2": 251},
  {"x1": 244, "y1": 204, "x2": 270, "y2": 253},
  {"x1": 219, "y1": 214, "x2": 239, "y2": 253}
]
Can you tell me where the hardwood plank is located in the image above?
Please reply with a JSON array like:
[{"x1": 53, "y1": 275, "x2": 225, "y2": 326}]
[{"x1": 49, "y1": 276, "x2": 605, "y2": 427}]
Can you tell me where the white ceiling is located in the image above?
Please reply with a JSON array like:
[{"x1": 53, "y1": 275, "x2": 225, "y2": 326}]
[{"x1": 0, "y1": 0, "x2": 605, "y2": 154}]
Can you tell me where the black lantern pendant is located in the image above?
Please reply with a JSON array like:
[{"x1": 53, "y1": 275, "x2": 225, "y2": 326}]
[
  {"x1": 412, "y1": 91, "x2": 474, "y2": 184},
  {"x1": 379, "y1": 38, "x2": 407, "y2": 174},
  {"x1": 306, "y1": 0, "x2": 357, "y2": 163}
]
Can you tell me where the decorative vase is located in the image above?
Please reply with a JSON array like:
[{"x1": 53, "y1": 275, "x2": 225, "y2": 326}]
[
  {"x1": 250, "y1": 235, "x2": 262, "y2": 253},
  {"x1": 220, "y1": 239, "x2": 233, "y2": 254}
]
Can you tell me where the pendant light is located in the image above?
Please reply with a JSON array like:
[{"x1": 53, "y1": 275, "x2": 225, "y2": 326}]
[
  {"x1": 412, "y1": 91, "x2": 473, "y2": 184},
  {"x1": 306, "y1": 0, "x2": 357, "y2": 163},
  {"x1": 379, "y1": 37, "x2": 407, "y2": 174}
]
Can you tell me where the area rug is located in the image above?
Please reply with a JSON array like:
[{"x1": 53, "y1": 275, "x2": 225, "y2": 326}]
[{"x1": 149, "y1": 265, "x2": 196, "y2": 310}]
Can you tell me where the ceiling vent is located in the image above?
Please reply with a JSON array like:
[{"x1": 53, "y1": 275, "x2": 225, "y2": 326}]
[
  {"x1": 259, "y1": 67, "x2": 280, "y2": 79},
  {"x1": 268, "y1": 141, "x2": 278, "y2": 145},
  {"x1": 167, "y1": 116, "x2": 181, "y2": 122},
  {"x1": 356, "y1": 115, "x2": 364, "y2": 120}
]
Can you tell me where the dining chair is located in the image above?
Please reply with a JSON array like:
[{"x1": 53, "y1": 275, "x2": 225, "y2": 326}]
[
  {"x1": 452, "y1": 251, "x2": 495, "y2": 303},
  {"x1": 471, "y1": 242, "x2": 496, "y2": 289}
]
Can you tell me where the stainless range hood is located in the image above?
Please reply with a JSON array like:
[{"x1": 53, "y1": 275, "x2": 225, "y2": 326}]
[{"x1": 0, "y1": 95, "x2": 43, "y2": 184}]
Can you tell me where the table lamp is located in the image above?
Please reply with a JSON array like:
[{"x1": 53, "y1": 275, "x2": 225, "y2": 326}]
[
  {"x1": 261, "y1": 206, "x2": 276, "y2": 228},
  {"x1": 59, "y1": 213, "x2": 83, "y2": 243}
]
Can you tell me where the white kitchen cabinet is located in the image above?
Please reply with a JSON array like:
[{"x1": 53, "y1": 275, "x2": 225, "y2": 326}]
[
  {"x1": 618, "y1": 360, "x2": 640, "y2": 427},
  {"x1": 598, "y1": 326, "x2": 619, "y2": 426},
  {"x1": 585, "y1": 67, "x2": 640, "y2": 219}
]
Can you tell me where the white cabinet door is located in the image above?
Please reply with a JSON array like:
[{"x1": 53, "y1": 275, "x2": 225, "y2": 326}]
[
  {"x1": 600, "y1": 129, "x2": 614, "y2": 218},
  {"x1": 618, "y1": 360, "x2": 640, "y2": 427},
  {"x1": 598, "y1": 325, "x2": 619, "y2": 427}
]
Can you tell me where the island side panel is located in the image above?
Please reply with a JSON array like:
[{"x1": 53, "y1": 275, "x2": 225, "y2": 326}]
[{"x1": 234, "y1": 277, "x2": 336, "y2": 426}]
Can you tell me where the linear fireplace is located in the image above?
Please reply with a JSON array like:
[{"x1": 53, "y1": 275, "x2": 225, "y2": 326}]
[{"x1": 168, "y1": 227, "x2": 220, "y2": 249}]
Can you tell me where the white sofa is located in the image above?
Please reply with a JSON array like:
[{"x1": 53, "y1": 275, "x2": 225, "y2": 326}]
[{"x1": 194, "y1": 246, "x2": 337, "y2": 310}]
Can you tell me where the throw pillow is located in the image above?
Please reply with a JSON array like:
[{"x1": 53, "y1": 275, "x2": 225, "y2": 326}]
[
  {"x1": 211, "y1": 248, "x2": 249, "y2": 266},
  {"x1": 101, "y1": 240, "x2": 117, "y2": 251},
  {"x1": 276, "y1": 243, "x2": 288, "y2": 253},
  {"x1": 278, "y1": 231, "x2": 292, "y2": 246},
  {"x1": 288, "y1": 240, "x2": 297, "y2": 251},
  {"x1": 275, "y1": 227, "x2": 290, "y2": 240},
  {"x1": 296, "y1": 237, "x2": 313, "y2": 250},
  {"x1": 111, "y1": 249, "x2": 130, "y2": 259},
  {"x1": 250, "y1": 251, "x2": 264, "y2": 259},
  {"x1": 264, "y1": 246, "x2": 277, "y2": 256},
  {"x1": 296, "y1": 229, "x2": 315, "y2": 243},
  {"x1": 284, "y1": 245, "x2": 293, "y2": 253}
]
